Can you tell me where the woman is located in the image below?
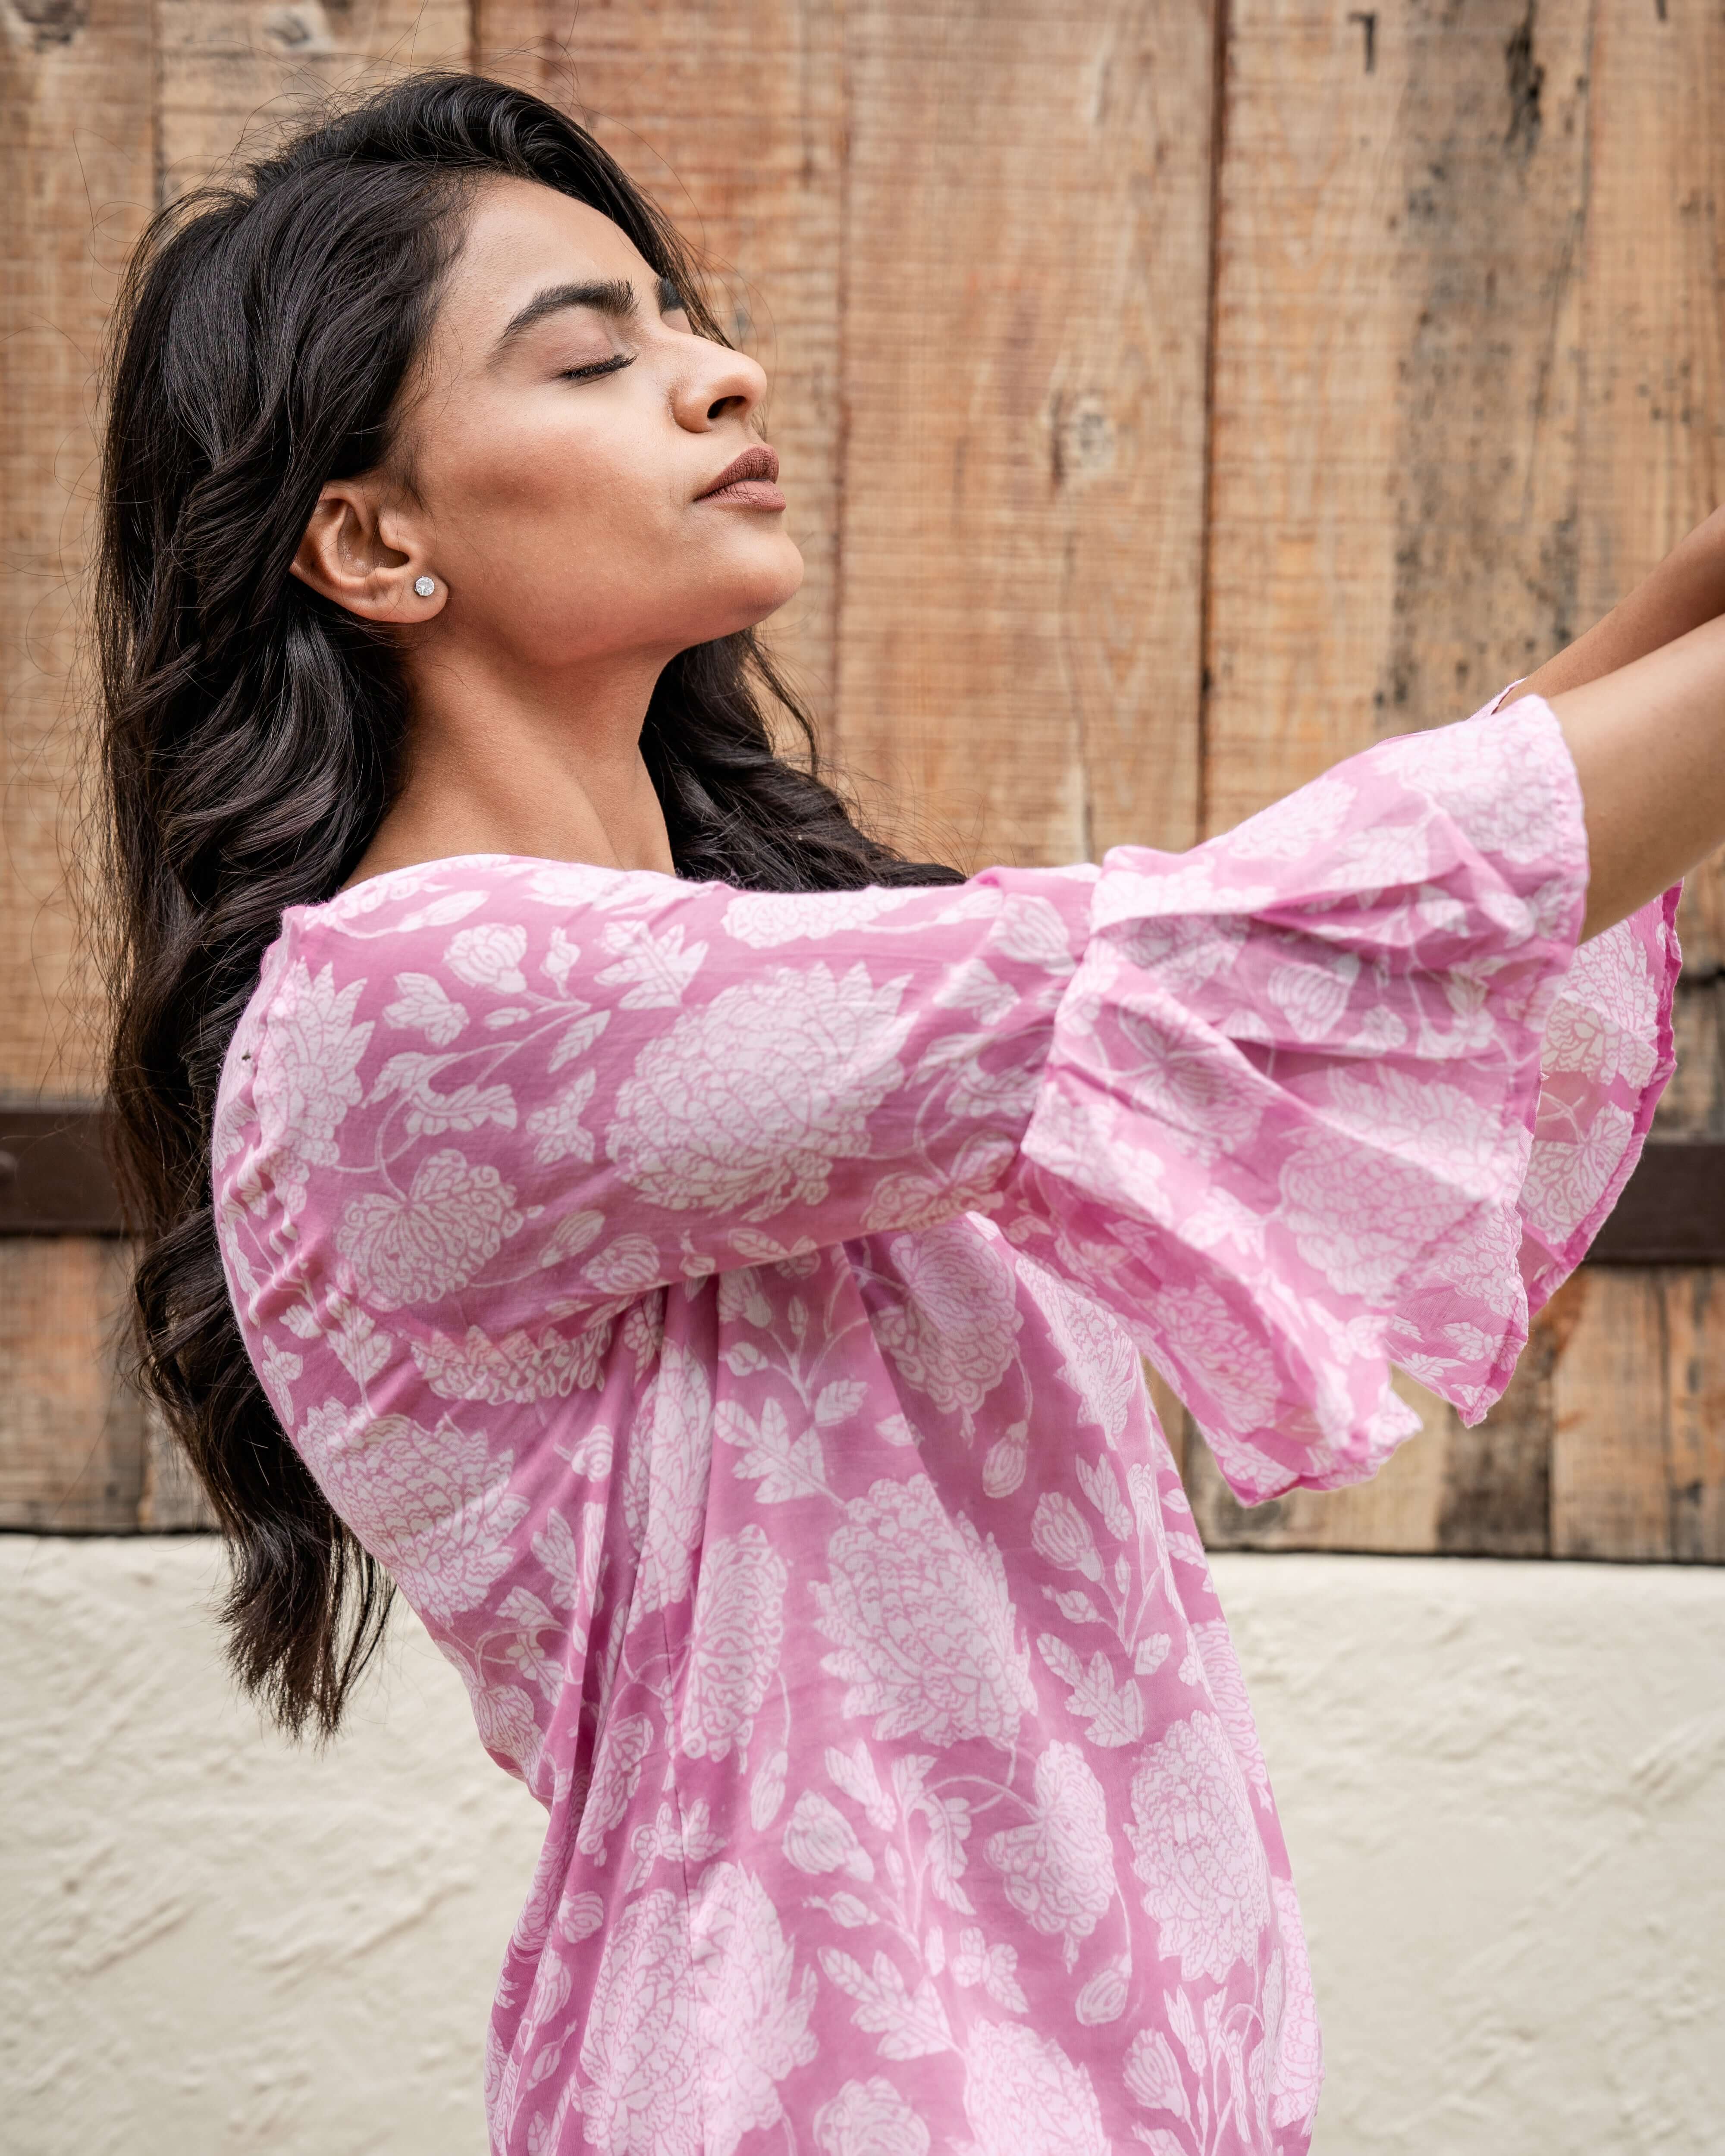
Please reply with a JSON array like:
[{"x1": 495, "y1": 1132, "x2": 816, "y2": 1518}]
[{"x1": 98, "y1": 69, "x2": 1721, "y2": 2156}]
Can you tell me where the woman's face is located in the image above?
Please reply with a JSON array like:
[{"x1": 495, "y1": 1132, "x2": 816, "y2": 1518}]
[{"x1": 353, "y1": 176, "x2": 803, "y2": 675}]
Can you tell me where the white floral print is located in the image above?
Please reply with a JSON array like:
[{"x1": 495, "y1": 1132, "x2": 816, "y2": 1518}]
[
  {"x1": 1127, "y1": 1712, "x2": 1272, "y2": 1981},
  {"x1": 814, "y1": 2076, "x2": 931, "y2": 2156},
  {"x1": 336, "y1": 1147, "x2": 522, "y2": 1309},
  {"x1": 607, "y1": 962, "x2": 917, "y2": 1217},
  {"x1": 983, "y1": 1741, "x2": 1115, "y2": 1968},
  {"x1": 210, "y1": 689, "x2": 1677, "y2": 2156},
  {"x1": 962, "y1": 2019, "x2": 1111, "y2": 2155},
  {"x1": 813, "y1": 1476, "x2": 1035, "y2": 1748},
  {"x1": 875, "y1": 1219, "x2": 1022, "y2": 1420},
  {"x1": 681, "y1": 1524, "x2": 788, "y2": 1760}
]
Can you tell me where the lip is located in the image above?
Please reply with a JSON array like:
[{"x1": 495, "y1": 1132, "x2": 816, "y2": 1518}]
[{"x1": 695, "y1": 442, "x2": 785, "y2": 509}]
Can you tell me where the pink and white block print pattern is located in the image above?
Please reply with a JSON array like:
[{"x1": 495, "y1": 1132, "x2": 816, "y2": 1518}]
[{"x1": 213, "y1": 690, "x2": 1677, "y2": 2153}]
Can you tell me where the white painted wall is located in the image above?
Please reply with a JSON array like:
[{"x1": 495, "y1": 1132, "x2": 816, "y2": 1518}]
[{"x1": 2, "y1": 1539, "x2": 1720, "y2": 2155}]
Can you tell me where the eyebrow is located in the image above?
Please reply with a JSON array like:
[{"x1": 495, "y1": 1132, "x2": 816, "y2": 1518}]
[{"x1": 491, "y1": 277, "x2": 640, "y2": 360}]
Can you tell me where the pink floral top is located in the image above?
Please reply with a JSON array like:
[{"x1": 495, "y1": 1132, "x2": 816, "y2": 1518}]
[{"x1": 213, "y1": 690, "x2": 1678, "y2": 2156}]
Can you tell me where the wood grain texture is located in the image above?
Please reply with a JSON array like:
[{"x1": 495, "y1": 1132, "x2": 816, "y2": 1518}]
[
  {"x1": 836, "y1": 0, "x2": 1211, "y2": 868},
  {"x1": 1204, "y1": 0, "x2": 1590, "y2": 834},
  {"x1": 158, "y1": 0, "x2": 471, "y2": 201},
  {"x1": 477, "y1": 0, "x2": 845, "y2": 722},
  {"x1": 0, "y1": 1238, "x2": 144, "y2": 1531},
  {"x1": 1192, "y1": 1268, "x2": 1725, "y2": 1564},
  {"x1": 0, "y1": 0, "x2": 154, "y2": 1098}
]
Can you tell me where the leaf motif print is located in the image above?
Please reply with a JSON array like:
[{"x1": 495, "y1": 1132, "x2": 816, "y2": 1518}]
[
  {"x1": 1264, "y1": 945, "x2": 1361, "y2": 1043},
  {"x1": 749, "y1": 1749, "x2": 788, "y2": 1831},
  {"x1": 246, "y1": 959, "x2": 372, "y2": 1219},
  {"x1": 689, "y1": 1862, "x2": 819, "y2": 2154},
  {"x1": 1037, "y1": 1635, "x2": 1145, "y2": 1749},
  {"x1": 815, "y1": 1379, "x2": 870, "y2": 1426},
  {"x1": 446, "y1": 922, "x2": 529, "y2": 993},
  {"x1": 626, "y1": 1798, "x2": 728, "y2": 1892},
  {"x1": 825, "y1": 1742, "x2": 897, "y2": 1833},
  {"x1": 715, "y1": 1395, "x2": 830, "y2": 1504},
  {"x1": 583, "y1": 1235, "x2": 665, "y2": 1296},
  {"x1": 681, "y1": 1525, "x2": 788, "y2": 1760},
  {"x1": 605, "y1": 962, "x2": 915, "y2": 1218},
  {"x1": 532, "y1": 1503, "x2": 605, "y2": 1637},
  {"x1": 621, "y1": 1341, "x2": 713, "y2": 1617},
  {"x1": 336, "y1": 1148, "x2": 524, "y2": 1310},
  {"x1": 384, "y1": 970, "x2": 469, "y2": 1046},
  {"x1": 961, "y1": 2021, "x2": 1111, "y2": 2156},
  {"x1": 412, "y1": 1311, "x2": 614, "y2": 1404},
  {"x1": 1076, "y1": 1456, "x2": 1136, "y2": 1542},
  {"x1": 817, "y1": 1949, "x2": 953, "y2": 2060},
  {"x1": 812, "y1": 1476, "x2": 1035, "y2": 1749},
  {"x1": 368, "y1": 1052, "x2": 518, "y2": 1137},
  {"x1": 575, "y1": 1713, "x2": 656, "y2": 1863},
  {"x1": 784, "y1": 1792, "x2": 875, "y2": 1881},
  {"x1": 525, "y1": 1069, "x2": 599, "y2": 1164},
  {"x1": 812, "y1": 2076, "x2": 932, "y2": 2156},
  {"x1": 395, "y1": 887, "x2": 486, "y2": 931},
  {"x1": 303, "y1": 1401, "x2": 526, "y2": 1624},
  {"x1": 547, "y1": 1005, "x2": 610, "y2": 1072},
  {"x1": 595, "y1": 917, "x2": 708, "y2": 1007},
  {"x1": 1126, "y1": 1713, "x2": 1271, "y2": 1984},
  {"x1": 950, "y1": 1927, "x2": 1028, "y2": 2012},
  {"x1": 873, "y1": 1222, "x2": 1022, "y2": 1422},
  {"x1": 577, "y1": 1886, "x2": 702, "y2": 2154},
  {"x1": 982, "y1": 1741, "x2": 1115, "y2": 1969}
]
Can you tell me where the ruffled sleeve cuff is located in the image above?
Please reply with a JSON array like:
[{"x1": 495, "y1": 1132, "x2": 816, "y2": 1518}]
[{"x1": 1012, "y1": 689, "x2": 1681, "y2": 1505}]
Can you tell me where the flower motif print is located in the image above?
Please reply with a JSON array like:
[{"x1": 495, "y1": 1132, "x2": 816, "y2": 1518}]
[
  {"x1": 1017, "y1": 1260, "x2": 1142, "y2": 1438},
  {"x1": 961, "y1": 2020, "x2": 1111, "y2": 2156},
  {"x1": 245, "y1": 958, "x2": 372, "y2": 1219},
  {"x1": 302, "y1": 1401, "x2": 525, "y2": 1625},
  {"x1": 983, "y1": 1740, "x2": 1115, "y2": 1969},
  {"x1": 681, "y1": 1524, "x2": 789, "y2": 1761},
  {"x1": 335, "y1": 1148, "x2": 523, "y2": 1310},
  {"x1": 621, "y1": 1340, "x2": 714, "y2": 1617},
  {"x1": 606, "y1": 962, "x2": 917, "y2": 1218},
  {"x1": 814, "y1": 2077, "x2": 932, "y2": 2156},
  {"x1": 578, "y1": 1887, "x2": 702, "y2": 2155},
  {"x1": 207, "y1": 693, "x2": 1681, "y2": 2156},
  {"x1": 813, "y1": 1476, "x2": 1035, "y2": 1748},
  {"x1": 1266, "y1": 1876, "x2": 1324, "y2": 2131},
  {"x1": 1126, "y1": 1712, "x2": 1271, "y2": 1982},
  {"x1": 690, "y1": 1862, "x2": 819, "y2": 2154},
  {"x1": 874, "y1": 1220, "x2": 1022, "y2": 1421}
]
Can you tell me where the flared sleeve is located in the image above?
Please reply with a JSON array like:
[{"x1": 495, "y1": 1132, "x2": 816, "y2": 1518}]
[{"x1": 1007, "y1": 689, "x2": 1680, "y2": 1504}]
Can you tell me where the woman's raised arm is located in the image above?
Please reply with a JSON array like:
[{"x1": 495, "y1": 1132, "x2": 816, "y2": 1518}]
[{"x1": 1546, "y1": 611, "x2": 1725, "y2": 941}]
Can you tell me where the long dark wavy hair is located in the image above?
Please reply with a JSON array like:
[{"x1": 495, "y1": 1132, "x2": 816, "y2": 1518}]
[{"x1": 97, "y1": 71, "x2": 960, "y2": 1742}]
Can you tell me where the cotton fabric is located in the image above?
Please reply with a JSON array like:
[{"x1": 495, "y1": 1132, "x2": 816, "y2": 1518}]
[{"x1": 213, "y1": 690, "x2": 1678, "y2": 2154}]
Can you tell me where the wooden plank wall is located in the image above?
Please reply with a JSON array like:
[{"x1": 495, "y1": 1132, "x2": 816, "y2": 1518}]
[{"x1": 2, "y1": 0, "x2": 1722, "y2": 1559}]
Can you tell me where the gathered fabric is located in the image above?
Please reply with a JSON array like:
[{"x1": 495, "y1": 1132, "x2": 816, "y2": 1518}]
[{"x1": 213, "y1": 689, "x2": 1677, "y2": 2155}]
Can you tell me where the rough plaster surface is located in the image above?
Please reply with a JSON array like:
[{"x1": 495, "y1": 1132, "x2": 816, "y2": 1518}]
[{"x1": 2, "y1": 1540, "x2": 1720, "y2": 2155}]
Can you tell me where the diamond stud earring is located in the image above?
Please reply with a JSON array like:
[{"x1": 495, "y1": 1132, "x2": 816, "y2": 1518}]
[{"x1": 413, "y1": 575, "x2": 436, "y2": 598}]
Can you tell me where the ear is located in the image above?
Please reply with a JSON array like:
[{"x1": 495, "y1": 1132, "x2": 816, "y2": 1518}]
[{"x1": 289, "y1": 481, "x2": 445, "y2": 622}]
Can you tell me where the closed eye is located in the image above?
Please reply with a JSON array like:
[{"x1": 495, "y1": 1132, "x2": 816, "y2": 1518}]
[{"x1": 560, "y1": 351, "x2": 635, "y2": 384}]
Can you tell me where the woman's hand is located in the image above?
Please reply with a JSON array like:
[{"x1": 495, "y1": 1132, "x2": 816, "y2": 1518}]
[{"x1": 1518, "y1": 505, "x2": 1725, "y2": 707}]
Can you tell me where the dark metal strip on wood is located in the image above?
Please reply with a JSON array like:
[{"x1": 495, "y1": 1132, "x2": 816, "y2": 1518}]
[
  {"x1": 1586, "y1": 1141, "x2": 1725, "y2": 1263},
  {"x1": 0, "y1": 1106, "x2": 124, "y2": 1235},
  {"x1": 3, "y1": 1104, "x2": 1725, "y2": 1252}
]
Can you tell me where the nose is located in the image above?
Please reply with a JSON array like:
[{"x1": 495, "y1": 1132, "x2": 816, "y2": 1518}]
[{"x1": 672, "y1": 336, "x2": 768, "y2": 434}]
